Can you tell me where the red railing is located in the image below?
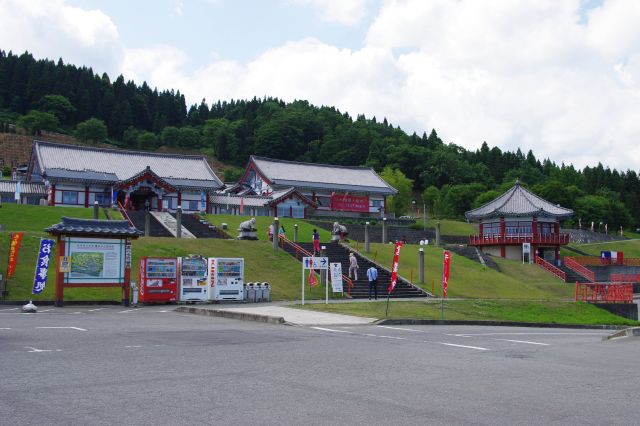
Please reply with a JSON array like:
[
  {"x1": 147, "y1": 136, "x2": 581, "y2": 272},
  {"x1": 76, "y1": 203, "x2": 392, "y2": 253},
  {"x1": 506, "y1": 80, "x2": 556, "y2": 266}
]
[
  {"x1": 469, "y1": 233, "x2": 570, "y2": 246},
  {"x1": 575, "y1": 282, "x2": 633, "y2": 303},
  {"x1": 117, "y1": 200, "x2": 134, "y2": 228},
  {"x1": 610, "y1": 273, "x2": 640, "y2": 284},
  {"x1": 535, "y1": 255, "x2": 566, "y2": 281},
  {"x1": 564, "y1": 257, "x2": 595, "y2": 282},
  {"x1": 278, "y1": 236, "x2": 353, "y2": 296}
]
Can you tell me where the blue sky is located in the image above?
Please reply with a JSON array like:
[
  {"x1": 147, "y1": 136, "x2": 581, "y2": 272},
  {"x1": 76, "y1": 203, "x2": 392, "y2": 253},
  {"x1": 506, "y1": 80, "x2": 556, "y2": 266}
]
[{"x1": 2, "y1": 0, "x2": 639, "y2": 172}]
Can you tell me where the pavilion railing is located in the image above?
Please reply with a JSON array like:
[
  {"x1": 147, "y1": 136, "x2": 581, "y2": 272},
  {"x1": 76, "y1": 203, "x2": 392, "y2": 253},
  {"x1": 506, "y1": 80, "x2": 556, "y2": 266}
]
[
  {"x1": 564, "y1": 257, "x2": 595, "y2": 282},
  {"x1": 469, "y1": 233, "x2": 570, "y2": 245},
  {"x1": 575, "y1": 282, "x2": 633, "y2": 303},
  {"x1": 535, "y1": 255, "x2": 566, "y2": 281},
  {"x1": 277, "y1": 235, "x2": 353, "y2": 297}
]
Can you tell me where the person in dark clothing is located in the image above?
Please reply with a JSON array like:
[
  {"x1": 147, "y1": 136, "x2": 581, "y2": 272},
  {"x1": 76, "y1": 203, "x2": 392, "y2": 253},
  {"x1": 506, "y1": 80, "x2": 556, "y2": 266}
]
[{"x1": 367, "y1": 265, "x2": 378, "y2": 300}]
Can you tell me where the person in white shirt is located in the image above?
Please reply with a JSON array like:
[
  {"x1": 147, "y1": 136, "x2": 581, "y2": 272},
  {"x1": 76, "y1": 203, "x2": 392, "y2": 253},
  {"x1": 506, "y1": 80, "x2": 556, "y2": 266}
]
[{"x1": 348, "y1": 252, "x2": 359, "y2": 281}]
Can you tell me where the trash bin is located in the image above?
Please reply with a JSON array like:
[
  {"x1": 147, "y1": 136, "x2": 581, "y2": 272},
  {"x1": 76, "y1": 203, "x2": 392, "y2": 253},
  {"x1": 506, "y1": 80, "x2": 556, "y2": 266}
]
[
  {"x1": 261, "y1": 282, "x2": 270, "y2": 302},
  {"x1": 254, "y1": 283, "x2": 263, "y2": 302},
  {"x1": 247, "y1": 283, "x2": 256, "y2": 303},
  {"x1": 243, "y1": 283, "x2": 249, "y2": 302}
]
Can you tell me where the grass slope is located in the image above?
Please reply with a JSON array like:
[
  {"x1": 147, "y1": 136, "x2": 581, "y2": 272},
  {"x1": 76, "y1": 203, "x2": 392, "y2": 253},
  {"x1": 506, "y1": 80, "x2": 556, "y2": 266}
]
[
  {"x1": 203, "y1": 214, "x2": 333, "y2": 243},
  {"x1": 0, "y1": 203, "x2": 120, "y2": 232},
  {"x1": 298, "y1": 300, "x2": 638, "y2": 326},
  {"x1": 570, "y1": 238, "x2": 640, "y2": 258},
  {"x1": 349, "y1": 242, "x2": 573, "y2": 299}
]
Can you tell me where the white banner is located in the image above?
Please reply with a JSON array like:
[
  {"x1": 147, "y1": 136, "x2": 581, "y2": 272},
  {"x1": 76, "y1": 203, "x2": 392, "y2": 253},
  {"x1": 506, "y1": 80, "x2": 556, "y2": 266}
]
[{"x1": 330, "y1": 262, "x2": 343, "y2": 293}]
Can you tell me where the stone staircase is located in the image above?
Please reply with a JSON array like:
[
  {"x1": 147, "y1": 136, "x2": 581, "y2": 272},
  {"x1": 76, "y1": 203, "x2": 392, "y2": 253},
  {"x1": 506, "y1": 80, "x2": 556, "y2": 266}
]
[
  {"x1": 150, "y1": 211, "x2": 196, "y2": 238},
  {"x1": 125, "y1": 210, "x2": 173, "y2": 237},
  {"x1": 177, "y1": 213, "x2": 229, "y2": 239},
  {"x1": 559, "y1": 265, "x2": 592, "y2": 283},
  {"x1": 280, "y1": 241, "x2": 430, "y2": 299}
]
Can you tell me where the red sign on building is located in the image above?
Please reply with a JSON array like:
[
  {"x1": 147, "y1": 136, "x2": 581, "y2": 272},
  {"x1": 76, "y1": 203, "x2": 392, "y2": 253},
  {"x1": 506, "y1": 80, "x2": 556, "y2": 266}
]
[{"x1": 330, "y1": 194, "x2": 369, "y2": 212}]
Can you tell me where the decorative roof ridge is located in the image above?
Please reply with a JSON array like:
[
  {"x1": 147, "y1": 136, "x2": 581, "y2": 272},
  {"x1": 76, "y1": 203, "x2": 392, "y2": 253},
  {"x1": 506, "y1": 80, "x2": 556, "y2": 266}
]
[
  {"x1": 34, "y1": 140, "x2": 209, "y2": 161},
  {"x1": 250, "y1": 155, "x2": 378, "y2": 172}
]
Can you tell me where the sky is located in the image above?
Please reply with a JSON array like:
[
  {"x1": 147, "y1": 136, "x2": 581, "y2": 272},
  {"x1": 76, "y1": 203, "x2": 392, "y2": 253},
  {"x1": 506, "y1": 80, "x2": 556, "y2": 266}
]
[{"x1": 1, "y1": 0, "x2": 640, "y2": 172}]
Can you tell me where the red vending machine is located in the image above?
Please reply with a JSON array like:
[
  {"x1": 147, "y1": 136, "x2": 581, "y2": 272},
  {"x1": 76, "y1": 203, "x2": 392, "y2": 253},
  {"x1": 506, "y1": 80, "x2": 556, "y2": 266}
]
[{"x1": 138, "y1": 257, "x2": 178, "y2": 303}]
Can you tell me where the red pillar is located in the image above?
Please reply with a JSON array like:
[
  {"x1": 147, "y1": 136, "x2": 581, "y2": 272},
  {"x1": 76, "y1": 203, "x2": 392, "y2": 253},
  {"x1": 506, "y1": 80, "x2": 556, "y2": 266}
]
[
  {"x1": 55, "y1": 236, "x2": 65, "y2": 307},
  {"x1": 479, "y1": 223, "x2": 484, "y2": 237},
  {"x1": 205, "y1": 193, "x2": 210, "y2": 214},
  {"x1": 157, "y1": 197, "x2": 163, "y2": 211},
  {"x1": 84, "y1": 186, "x2": 89, "y2": 208},
  {"x1": 554, "y1": 221, "x2": 560, "y2": 234},
  {"x1": 50, "y1": 184, "x2": 56, "y2": 206},
  {"x1": 532, "y1": 217, "x2": 537, "y2": 238},
  {"x1": 177, "y1": 191, "x2": 182, "y2": 207}
]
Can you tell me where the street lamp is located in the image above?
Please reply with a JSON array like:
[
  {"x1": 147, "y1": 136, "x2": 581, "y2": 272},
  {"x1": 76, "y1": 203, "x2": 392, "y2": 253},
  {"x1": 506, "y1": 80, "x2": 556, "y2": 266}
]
[{"x1": 412, "y1": 200, "x2": 416, "y2": 216}]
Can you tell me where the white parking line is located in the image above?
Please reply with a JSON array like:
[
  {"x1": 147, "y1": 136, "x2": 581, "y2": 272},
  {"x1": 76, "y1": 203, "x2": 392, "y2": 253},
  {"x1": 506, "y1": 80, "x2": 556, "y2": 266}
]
[
  {"x1": 25, "y1": 346, "x2": 62, "y2": 353},
  {"x1": 452, "y1": 332, "x2": 604, "y2": 337},
  {"x1": 0, "y1": 327, "x2": 11, "y2": 330},
  {"x1": 69, "y1": 312, "x2": 82, "y2": 315},
  {"x1": 496, "y1": 339, "x2": 550, "y2": 346},
  {"x1": 311, "y1": 327, "x2": 353, "y2": 333},
  {"x1": 87, "y1": 308, "x2": 105, "y2": 312},
  {"x1": 118, "y1": 309, "x2": 139, "y2": 314},
  {"x1": 37, "y1": 326, "x2": 87, "y2": 331},
  {"x1": 378, "y1": 325, "x2": 426, "y2": 333},
  {"x1": 125, "y1": 345, "x2": 143, "y2": 348},
  {"x1": 439, "y1": 343, "x2": 489, "y2": 351},
  {"x1": 38, "y1": 309, "x2": 53, "y2": 312},
  {"x1": 0, "y1": 307, "x2": 18, "y2": 311}
]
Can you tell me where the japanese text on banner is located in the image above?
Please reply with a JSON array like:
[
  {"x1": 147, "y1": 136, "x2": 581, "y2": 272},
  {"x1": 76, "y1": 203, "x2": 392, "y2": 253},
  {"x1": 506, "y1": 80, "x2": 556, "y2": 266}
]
[
  {"x1": 442, "y1": 250, "x2": 451, "y2": 299},
  {"x1": 388, "y1": 242, "x2": 403, "y2": 293},
  {"x1": 7, "y1": 232, "x2": 24, "y2": 278},
  {"x1": 32, "y1": 239, "x2": 55, "y2": 294}
]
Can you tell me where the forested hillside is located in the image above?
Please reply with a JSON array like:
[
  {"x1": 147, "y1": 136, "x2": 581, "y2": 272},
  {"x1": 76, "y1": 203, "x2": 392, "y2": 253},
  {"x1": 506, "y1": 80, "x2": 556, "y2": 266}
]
[{"x1": 1, "y1": 49, "x2": 639, "y2": 228}]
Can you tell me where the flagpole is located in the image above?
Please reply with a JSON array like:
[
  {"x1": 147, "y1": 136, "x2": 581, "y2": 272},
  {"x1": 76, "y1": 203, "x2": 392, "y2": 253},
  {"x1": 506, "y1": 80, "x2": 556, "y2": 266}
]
[{"x1": 385, "y1": 291, "x2": 391, "y2": 317}]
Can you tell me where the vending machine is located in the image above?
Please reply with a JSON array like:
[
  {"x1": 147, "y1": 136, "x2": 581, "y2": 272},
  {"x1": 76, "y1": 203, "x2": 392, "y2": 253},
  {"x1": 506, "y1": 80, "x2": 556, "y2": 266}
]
[
  {"x1": 208, "y1": 258, "x2": 244, "y2": 301},
  {"x1": 138, "y1": 257, "x2": 178, "y2": 303},
  {"x1": 178, "y1": 255, "x2": 209, "y2": 302}
]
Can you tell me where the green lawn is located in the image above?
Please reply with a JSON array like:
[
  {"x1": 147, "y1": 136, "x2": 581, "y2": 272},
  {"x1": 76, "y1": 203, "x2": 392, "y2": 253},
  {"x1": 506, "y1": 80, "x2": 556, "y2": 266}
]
[
  {"x1": 203, "y1": 214, "x2": 333, "y2": 243},
  {"x1": 349, "y1": 242, "x2": 573, "y2": 299},
  {"x1": 0, "y1": 203, "x2": 119, "y2": 232},
  {"x1": 424, "y1": 218, "x2": 476, "y2": 236},
  {"x1": 297, "y1": 300, "x2": 639, "y2": 326},
  {"x1": 570, "y1": 238, "x2": 640, "y2": 258}
]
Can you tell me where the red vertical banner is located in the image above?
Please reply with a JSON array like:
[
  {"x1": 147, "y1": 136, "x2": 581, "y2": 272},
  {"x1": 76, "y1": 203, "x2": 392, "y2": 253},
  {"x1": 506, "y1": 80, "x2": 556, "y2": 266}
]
[
  {"x1": 388, "y1": 242, "x2": 403, "y2": 293},
  {"x1": 7, "y1": 232, "x2": 24, "y2": 278},
  {"x1": 442, "y1": 250, "x2": 451, "y2": 298}
]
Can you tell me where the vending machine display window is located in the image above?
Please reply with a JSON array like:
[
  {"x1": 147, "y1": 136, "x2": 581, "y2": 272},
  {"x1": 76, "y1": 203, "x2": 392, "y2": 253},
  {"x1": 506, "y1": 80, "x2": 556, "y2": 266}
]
[
  {"x1": 139, "y1": 257, "x2": 178, "y2": 303},
  {"x1": 179, "y1": 256, "x2": 208, "y2": 301}
]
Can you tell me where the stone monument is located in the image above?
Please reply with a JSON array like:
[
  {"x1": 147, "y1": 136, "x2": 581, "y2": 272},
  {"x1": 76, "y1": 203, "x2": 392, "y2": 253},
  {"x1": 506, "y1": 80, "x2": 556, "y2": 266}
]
[{"x1": 237, "y1": 217, "x2": 258, "y2": 240}]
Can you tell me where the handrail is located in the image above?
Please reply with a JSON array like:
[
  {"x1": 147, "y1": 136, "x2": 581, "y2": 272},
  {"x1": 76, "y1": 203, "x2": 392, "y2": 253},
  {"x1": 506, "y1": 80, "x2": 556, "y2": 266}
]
[
  {"x1": 117, "y1": 200, "x2": 134, "y2": 228},
  {"x1": 535, "y1": 255, "x2": 566, "y2": 281},
  {"x1": 564, "y1": 257, "x2": 595, "y2": 282},
  {"x1": 278, "y1": 236, "x2": 353, "y2": 296}
]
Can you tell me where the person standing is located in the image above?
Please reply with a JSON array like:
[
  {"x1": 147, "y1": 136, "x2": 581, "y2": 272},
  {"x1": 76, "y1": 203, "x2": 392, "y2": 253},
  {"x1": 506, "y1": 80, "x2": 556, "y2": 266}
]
[
  {"x1": 348, "y1": 252, "x2": 359, "y2": 281},
  {"x1": 367, "y1": 265, "x2": 378, "y2": 300},
  {"x1": 312, "y1": 229, "x2": 320, "y2": 254},
  {"x1": 278, "y1": 225, "x2": 286, "y2": 239}
]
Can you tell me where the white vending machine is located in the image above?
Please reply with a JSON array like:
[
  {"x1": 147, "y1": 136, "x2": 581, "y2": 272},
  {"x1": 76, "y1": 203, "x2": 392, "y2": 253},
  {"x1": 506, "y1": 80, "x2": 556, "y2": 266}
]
[
  {"x1": 178, "y1": 255, "x2": 209, "y2": 302},
  {"x1": 208, "y1": 258, "x2": 244, "y2": 301}
]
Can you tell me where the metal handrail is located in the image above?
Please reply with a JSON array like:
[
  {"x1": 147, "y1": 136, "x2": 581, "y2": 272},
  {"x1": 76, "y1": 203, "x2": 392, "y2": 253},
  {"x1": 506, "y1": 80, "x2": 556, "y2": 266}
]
[
  {"x1": 117, "y1": 200, "x2": 134, "y2": 228},
  {"x1": 278, "y1": 236, "x2": 353, "y2": 296},
  {"x1": 564, "y1": 257, "x2": 595, "y2": 282},
  {"x1": 535, "y1": 255, "x2": 566, "y2": 281}
]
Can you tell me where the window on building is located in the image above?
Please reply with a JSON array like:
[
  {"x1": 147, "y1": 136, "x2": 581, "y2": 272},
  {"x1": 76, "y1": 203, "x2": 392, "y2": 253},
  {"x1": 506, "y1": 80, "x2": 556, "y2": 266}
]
[
  {"x1": 482, "y1": 222, "x2": 501, "y2": 237},
  {"x1": 277, "y1": 205, "x2": 291, "y2": 218},
  {"x1": 187, "y1": 200, "x2": 198, "y2": 211},
  {"x1": 95, "y1": 193, "x2": 110, "y2": 206},
  {"x1": 505, "y1": 221, "x2": 532, "y2": 235},
  {"x1": 292, "y1": 206, "x2": 305, "y2": 218},
  {"x1": 26, "y1": 196, "x2": 42, "y2": 205},
  {"x1": 539, "y1": 223, "x2": 554, "y2": 235},
  {"x1": 62, "y1": 191, "x2": 78, "y2": 205}
]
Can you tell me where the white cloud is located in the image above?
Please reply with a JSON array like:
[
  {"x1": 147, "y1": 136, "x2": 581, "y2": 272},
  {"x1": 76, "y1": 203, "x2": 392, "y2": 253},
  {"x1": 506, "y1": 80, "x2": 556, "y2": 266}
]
[
  {"x1": 291, "y1": 0, "x2": 368, "y2": 26},
  {"x1": 0, "y1": 0, "x2": 122, "y2": 76}
]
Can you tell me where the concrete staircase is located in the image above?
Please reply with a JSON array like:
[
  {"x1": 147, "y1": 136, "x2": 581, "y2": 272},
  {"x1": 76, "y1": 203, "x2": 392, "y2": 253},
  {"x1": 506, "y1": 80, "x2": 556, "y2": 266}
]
[
  {"x1": 178, "y1": 213, "x2": 229, "y2": 239},
  {"x1": 126, "y1": 210, "x2": 173, "y2": 237},
  {"x1": 150, "y1": 211, "x2": 196, "y2": 238},
  {"x1": 559, "y1": 265, "x2": 592, "y2": 283},
  {"x1": 281, "y1": 241, "x2": 430, "y2": 299}
]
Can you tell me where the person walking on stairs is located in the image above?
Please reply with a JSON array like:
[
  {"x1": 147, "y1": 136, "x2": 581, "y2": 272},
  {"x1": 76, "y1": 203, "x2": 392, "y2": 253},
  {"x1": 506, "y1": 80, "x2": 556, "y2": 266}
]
[
  {"x1": 367, "y1": 265, "x2": 378, "y2": 300},
  {"x1": 348, "y1": 252, "x2": 359, "y2": 281}
]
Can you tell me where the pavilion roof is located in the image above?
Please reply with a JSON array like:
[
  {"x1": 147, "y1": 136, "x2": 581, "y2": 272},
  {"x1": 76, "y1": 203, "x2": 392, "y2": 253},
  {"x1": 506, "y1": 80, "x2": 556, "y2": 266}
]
[{"x1": 465, "y1": 181, "x2": 574, "y2": 221}]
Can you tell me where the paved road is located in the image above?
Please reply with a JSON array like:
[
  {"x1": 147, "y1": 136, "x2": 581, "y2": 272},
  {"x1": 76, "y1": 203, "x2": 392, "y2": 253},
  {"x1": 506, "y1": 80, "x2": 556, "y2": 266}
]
[{"x1": 1, "y1": 306, "x2": 638, "y2": 425}]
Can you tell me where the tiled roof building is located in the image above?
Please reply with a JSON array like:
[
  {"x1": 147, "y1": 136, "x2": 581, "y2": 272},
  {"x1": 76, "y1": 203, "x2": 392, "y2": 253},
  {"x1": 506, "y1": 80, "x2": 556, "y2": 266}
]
[{"x1": 465, "y1": 181, "x2": 573, "y2": 261}]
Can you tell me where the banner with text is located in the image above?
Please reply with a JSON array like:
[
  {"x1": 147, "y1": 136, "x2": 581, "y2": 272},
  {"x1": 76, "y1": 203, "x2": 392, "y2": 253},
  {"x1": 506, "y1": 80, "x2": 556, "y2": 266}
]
[
  {"x1": 32, "y1": 239, "x2": 55, "y2": 294},
  {"x1": 7, "y1": 232, "x2": 24, "y2": 278},
  {"x1": 330, "y1": 194, "x2": 369, "y2": 212},
  {"x1": 388, "y1": 242, "x2": 404, "y2": 293},
  {"x1": 442, "y1": 250, "x2": 451, "y2": 298}
]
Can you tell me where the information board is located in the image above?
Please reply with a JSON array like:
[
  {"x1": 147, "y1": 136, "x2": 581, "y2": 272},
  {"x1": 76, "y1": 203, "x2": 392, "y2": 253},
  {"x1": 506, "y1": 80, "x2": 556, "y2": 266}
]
[{"x1": 65, "y1": 237, "x2": 125, "y2": 284}]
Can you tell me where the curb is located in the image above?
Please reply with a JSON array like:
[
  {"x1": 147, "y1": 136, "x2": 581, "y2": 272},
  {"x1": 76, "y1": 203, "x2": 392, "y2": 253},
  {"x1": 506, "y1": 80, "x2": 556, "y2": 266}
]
[
  {"x1": 375, "y1": 318, "x2": 629, "y2": 330},
  {"x1": 603, "y1": 327, "x2": 640, "y2": 340},
  {"x1": 0, "y1": 300, "x2": 123, "y2": 306},
  {"x1": 174, "y1": 306, "x2": 285, "y2": 325}
]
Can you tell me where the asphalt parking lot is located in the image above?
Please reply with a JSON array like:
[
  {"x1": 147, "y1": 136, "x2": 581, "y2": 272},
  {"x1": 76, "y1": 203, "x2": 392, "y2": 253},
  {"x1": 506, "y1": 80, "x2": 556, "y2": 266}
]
[{"x1": 1, "y1": 306, "x2": 638, "y2": 425}]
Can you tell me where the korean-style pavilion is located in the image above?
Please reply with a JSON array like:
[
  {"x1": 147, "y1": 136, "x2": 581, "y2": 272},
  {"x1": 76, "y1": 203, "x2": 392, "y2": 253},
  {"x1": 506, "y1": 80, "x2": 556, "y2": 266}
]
[{"x1": 465, "y1": 180, "x2": 573, "y2": 261}]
